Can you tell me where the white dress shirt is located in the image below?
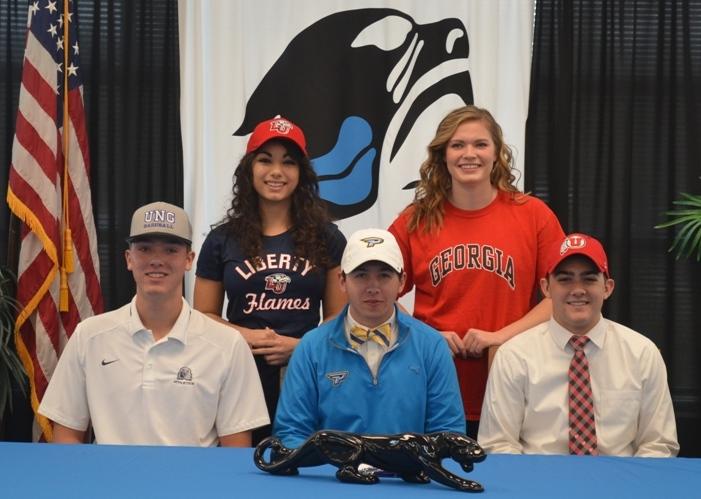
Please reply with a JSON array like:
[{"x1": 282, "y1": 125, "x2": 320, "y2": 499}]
[{"x1": 478, "y1": 316, "x2": 679, "y2": 457}]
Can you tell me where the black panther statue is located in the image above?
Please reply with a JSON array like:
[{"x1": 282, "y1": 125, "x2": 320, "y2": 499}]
[{"x1": 254, "y1": 430, "x2": 485, "y2": 492}]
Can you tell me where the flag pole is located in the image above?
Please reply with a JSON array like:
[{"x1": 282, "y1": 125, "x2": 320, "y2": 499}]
[{"x1": 60, "y1": 0, "x2": 73, "y2": 312}]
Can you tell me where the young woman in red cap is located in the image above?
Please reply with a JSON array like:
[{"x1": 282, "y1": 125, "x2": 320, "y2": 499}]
[{"x1": 194, "y1": 116, "x2": 346, "y2": 444}]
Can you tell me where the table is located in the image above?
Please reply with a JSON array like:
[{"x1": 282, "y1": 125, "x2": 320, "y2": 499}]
[{"x1": 0, "y1": 442, "x2": 698, "y2": 498}]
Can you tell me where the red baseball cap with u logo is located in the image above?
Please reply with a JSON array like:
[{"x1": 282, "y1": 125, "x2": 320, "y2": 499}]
[
  {"x1": 245, "y1": 115, "x2": 308, "y2": 157},
  {"x1": 546, "y1": 233, "x2": 610, "y2": 277}
]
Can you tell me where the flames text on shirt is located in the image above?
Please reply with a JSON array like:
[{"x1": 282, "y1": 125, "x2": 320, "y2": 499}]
[
  {"x1": 429, "y1": 244, "x2": 515, "y2": 289},
  {"x1": 242, "y1": 293, "x2": 311, "y2": 314}
]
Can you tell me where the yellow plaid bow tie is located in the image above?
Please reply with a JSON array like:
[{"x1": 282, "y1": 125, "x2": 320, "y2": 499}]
[{"x1": 350, "y1": 323, "x2": 392, "y2": 348}]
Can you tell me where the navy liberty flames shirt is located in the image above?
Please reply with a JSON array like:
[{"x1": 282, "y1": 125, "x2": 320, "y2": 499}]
[
  {"x1": 196, "y1": 222, "x2": 345, "y2": 439},
  {"x1": 196, "y1": 222, "x2": 345, "y2": 340}
]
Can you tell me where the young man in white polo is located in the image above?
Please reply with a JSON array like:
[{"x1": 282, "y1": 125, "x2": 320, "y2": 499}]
[
  {"x1": 478, "y1": 233, "x2": 678, "y2": 456},
  {"x1": 40, "y1": 201, "x2": 269, "y2": 446},
  {"x1": 273, "y1": 228, "x2": 465, "y2": 449}
]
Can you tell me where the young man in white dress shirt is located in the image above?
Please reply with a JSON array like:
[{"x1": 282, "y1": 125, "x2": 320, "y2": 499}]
[
  {"x1": 478, "y1": 233, "x2": 678, "y2": 456},
  {"x1": 39, "y1": 202, "x2": 269, "y2": 446}
]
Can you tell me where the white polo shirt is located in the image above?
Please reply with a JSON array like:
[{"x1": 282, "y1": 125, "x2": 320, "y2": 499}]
[{"x1": 39, "y1": 297, "x2": 269, "y2": 446}]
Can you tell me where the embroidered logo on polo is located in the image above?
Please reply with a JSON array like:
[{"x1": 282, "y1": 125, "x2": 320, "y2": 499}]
[
  {"x1": 100, "y1": 358, "x2": 119, "y2": 366},
  {"x1": 326, "y1": 371, "x2": 349, "y2": 387},
  {"x1": 174, "y1": 366, "x2": 194, "y2": 385},
  {"x1": 265, "y1": 273, "x2": 292, "y2": 294}
]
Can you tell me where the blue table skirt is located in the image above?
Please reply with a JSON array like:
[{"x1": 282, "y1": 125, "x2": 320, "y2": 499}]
[{"x1": 0, "y1": 442, "x2": 698, "y2": 498}]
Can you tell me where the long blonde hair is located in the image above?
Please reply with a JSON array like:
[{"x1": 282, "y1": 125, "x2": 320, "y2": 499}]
[{"x1": 407, "y1": 105, "x2": 521, "y2": 233}]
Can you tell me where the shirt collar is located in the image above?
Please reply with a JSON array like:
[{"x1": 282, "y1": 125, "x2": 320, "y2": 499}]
[
  {"x1": 548, "y1": 314, "x2": 607, "y2": 351},
  {"x1": 128, "y1": 296, "x2": 191, "y2": 344}
]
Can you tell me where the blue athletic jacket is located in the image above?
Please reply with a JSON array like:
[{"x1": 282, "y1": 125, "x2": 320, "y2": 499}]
[{"x1": 273, "y1": 305, "x2": 466, "y2": 448}]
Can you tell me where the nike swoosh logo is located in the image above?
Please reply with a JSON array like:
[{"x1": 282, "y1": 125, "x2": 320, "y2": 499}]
[{"x1": 101, "y1": 359, "x2": 119, "y2": 366}]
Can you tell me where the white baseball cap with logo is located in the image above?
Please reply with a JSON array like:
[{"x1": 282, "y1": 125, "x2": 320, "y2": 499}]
[
  {"x1": 127, "y1": 201, "x2": 192, "y2": 245},
  {"x1": 341, "y1": 228, "x2": 404, "y2": 274}
]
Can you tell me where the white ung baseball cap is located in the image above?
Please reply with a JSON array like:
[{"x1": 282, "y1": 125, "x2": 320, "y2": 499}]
[{"x1": 127, "y1": 201, "x2": 192, "y2": 245}]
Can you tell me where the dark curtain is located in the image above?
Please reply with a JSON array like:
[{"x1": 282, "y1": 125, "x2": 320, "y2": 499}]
[
  {"x1": 0, "y1": 0, "x2": 182, "y2": 439},
  {"x1": 526, "y1": 0, "x2": 701, "y2": 456}
]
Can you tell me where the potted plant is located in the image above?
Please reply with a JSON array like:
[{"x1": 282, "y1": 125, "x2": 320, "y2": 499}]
[
  {"x1": 655, "y1": 187, "x2": 701, "y2": 260},
  {"x1": 0, "y1": 266, "x2": 27, "y2": 427}
]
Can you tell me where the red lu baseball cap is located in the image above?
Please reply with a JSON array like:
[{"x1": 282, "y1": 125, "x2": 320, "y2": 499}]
[
  {"x1": 245, "y1": 115, "x2": 308, "y2": 157},
  {"x1": 546, "y1": 233, "x2": 610, "y2": 277}
]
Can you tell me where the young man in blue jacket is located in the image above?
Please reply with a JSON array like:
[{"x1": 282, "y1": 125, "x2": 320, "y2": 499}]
[{"x1": 273, "y1": 228, "x2": 465, "y2": 449}]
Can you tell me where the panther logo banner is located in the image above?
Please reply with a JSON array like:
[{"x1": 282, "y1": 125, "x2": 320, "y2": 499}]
[
  {"x1": 233, "y1": 8, "x2": 473, "y2": 220},
  {"x1": 180, "y1": 1, "x2": 534, "y2": 302}
]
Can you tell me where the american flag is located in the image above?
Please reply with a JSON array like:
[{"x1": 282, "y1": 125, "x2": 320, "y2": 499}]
[{"x1": 6, "y1": 0, "x2": 103, "y2": 441}]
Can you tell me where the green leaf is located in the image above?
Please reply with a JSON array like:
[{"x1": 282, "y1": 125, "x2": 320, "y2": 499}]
[
  {"x1": 655, "y1": 188, "x2": 701, "y2": 260},
  {"x1": 669, "y1": 220, "x2": 701, "y2": 260},
  {"x1": 0, "y1": 266, "x2": 27, "y2": 419}
]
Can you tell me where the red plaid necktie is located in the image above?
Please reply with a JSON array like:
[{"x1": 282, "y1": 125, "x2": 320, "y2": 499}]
[{"x1": 568, "y1": 335, "x2": 598, "y2": 455}]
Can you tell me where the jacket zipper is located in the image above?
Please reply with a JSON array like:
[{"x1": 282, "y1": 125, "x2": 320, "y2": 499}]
[{"x1": 331, "y1": 335, "x2": 401, "y2": 386}]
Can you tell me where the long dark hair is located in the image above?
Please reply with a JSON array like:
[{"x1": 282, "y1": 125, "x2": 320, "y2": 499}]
[{"x1": 221, "y1": 139, "x2": 333, "y2": 268}]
